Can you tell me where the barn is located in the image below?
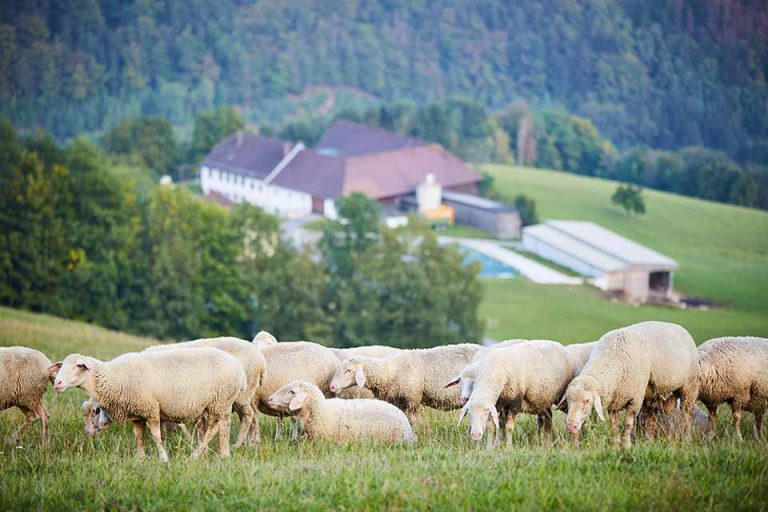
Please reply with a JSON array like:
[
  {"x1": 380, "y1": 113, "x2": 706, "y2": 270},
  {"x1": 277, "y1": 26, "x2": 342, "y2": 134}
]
[{"x1": 522, "y1": 220, "x2": 678, "y2": 303}]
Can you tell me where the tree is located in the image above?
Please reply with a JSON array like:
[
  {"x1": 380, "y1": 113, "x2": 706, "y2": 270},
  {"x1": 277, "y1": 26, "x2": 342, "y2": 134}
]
[
  {"x1": 611, "y1": 183, "x2": 646, "y2": 216},
  {"x1": 100, "y1": 117, "x2": 180, "y2": 178},
  {"x1": 514, "y1": 194, "x2": 539, "y2": 226},
  {"x1": 189, "y1": 106, "x2": 246, "y2": 163}
]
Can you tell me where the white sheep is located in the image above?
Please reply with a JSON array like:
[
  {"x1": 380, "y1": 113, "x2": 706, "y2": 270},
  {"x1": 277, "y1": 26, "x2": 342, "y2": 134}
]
[
  {"x1": 51, "y1": 348, "x2": 246, "y2": 461},
  {"x1": 460, "y1": 340, "x2": 574, "y2": 447},
  {"x1": 563, "y1": 321, "x2": 699, "y2": 449},
  {"x1": 564, "y1": 341, "x2": 596, "y2": 375},
  {"x1": 330, "y1": 345, "x2": 402, "y2": 399},
  {"x1": 254, "y1": 341, "x2": 340, "y2": 442},
  {"x1": 1, "y1": 347, "x2": 52, "y2": 445},
  {"x1": 145, "y1": 336, "x2": 266, "y2": 447},
  {"x1": 267, "y1": 380, "x2": 414, "y2": 443},
  {"x1": 697, "y1": 336, "x2": 768, "y2": 441},
  {"x1": 329, "y1": 343, "x2": 483, "y2": 423},
  {"x1": 252, "y1": 331, "x2": 278, "y2": 349},
  {"x1": 443, "y1": 340, "x2": 524, "y2": 405}
]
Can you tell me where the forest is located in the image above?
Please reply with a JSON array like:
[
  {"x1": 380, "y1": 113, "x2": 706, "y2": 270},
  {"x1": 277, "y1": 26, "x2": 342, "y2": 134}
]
[{"x1": 1, "y1": 0, "x2": 767, "y2": 164}]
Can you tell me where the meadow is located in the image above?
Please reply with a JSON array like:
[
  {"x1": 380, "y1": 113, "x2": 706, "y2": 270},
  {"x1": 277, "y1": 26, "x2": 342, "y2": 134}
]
[
  {"x1": 2, "y1": 307, "x2": 767, "y2": 510},
  {"x1": 478, "y1": 165, "x2": 768, "y2": 342}
]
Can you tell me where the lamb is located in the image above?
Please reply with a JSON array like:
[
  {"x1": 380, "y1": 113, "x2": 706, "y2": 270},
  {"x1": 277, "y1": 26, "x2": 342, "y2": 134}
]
[
  {"x1": 51, "y1": 348, "x2": 246, "y2": 461},
  {"x1": 267, "y1": 380, "x2": 414, "y2": 443},
  {"x1": 329, "y1": 343, "x2": 483, "y2": 423},
  {"x1": 563, "y1": 321, "x2": 699, "y2": 449},
  {"x1": 145, "y1": 336, "x2": 266, "y2": 447},
  {"x1": 697, "y1": 336, "x2": 768, "y2": 441},
  {"x1": 254, "y1": 341, "x2": 340, "y2": 442},
  {"x1": 330, "y1": 345, "x2": 402, "y2": 399},
  {"x1": 1, "y1": 347, "x2": 53, "y2": 445},
  {"x1": 459, "y1": 340, "x2": 574, "y2": 447}
]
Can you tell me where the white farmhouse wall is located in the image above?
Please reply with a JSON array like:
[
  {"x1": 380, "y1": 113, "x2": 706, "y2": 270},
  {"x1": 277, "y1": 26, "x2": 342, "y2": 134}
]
[{"x1": 200, "y1": 165, "x2": 312, "y2": 218}]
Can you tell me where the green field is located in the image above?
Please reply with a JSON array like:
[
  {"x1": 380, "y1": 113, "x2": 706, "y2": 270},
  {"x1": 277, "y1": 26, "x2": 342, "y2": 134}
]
[
  {"x1": 478, "y1": 164, "x2": 768, "y2": 342},
  {"x1": 2, "y1": 307, "x2": 767, "y2": 510}
]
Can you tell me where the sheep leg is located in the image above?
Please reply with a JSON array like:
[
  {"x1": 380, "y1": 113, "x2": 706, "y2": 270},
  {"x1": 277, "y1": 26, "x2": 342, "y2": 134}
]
[
  {"x1": 232, "y1": 403, "x2": 254, "y2": 449},
  {"x1": 495, "y1": 408, "x2": 508, "y2": 446},
  {"x1": 147, "y1": 417, "x2": 169, "y2": 463},
  {"x1": 290, "y1": 417, "x2": 301, "y2": 441},
  {"x1": 8, "y1": 406, "x2": 38, "y2": 445},
  {"x1": 539, "y1": 411, "x2": 553, "y2": 446},
  {"x1": 192, "y1": 415, "x2": 220, "y2": 459},
  {"x1": 247, "y1": 408, "x2": 261, "y2": 446},
  {"x1": 608, "y1": 411, "x2": 621, "y2": 447},
  {"x1": 177, "y1": 423, "x2": 194, "y2": 444},
  {"x1": 753, "y1": 410, "x2": 764, "y2": 441},
  {"x1": 217, "y1": 415, "x2": 232, "y2": 457},
  {"x1": 620, "y1": 407, "x2": 638, "y2": 450},
  {"x1": 274, "y1": 417, "x2": 282, "y2": 441},
  {"x1": 34, "y1": 401, "x2": 49, "y2": 445},
  {"x1": 705, "y1": 404, "x2": 718, "y2": 440},
  {"x1": 678, "y1": 382, "x2": 697, "y2": 442},
  {"x1": 644, "y1": 408, "x2": 658, "y2": 441},
  {"x1": 504, "y1": 411, "x2": 517, "y2": 447},
  {"x1": 731, "y1": 402, "x2": 744, "y2": 442},
  {"x1": 132, "y1": 420, "x2": 147, "y2": 460}
]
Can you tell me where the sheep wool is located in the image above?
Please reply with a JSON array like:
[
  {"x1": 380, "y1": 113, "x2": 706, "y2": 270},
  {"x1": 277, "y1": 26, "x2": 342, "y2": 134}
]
[
  {"x1": 0, "y1": 346, "x2": 52, "y2": 445},
  {"x1": 697, "y1": 336, "x2": 768, "y2": 440}
]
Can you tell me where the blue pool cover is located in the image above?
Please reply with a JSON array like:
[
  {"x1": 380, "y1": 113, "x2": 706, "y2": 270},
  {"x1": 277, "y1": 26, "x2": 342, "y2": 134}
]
[{"x1": 461, "y1": 248, "x2": 520, "y2": 278}]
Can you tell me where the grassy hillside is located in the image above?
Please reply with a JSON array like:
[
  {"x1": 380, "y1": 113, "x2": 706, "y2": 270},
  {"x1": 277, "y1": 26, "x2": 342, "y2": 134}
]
[
  {"x1": 478, "y1": 164, "x2": 768, "y2": 342},
  {"x1": 1, "y1": 307, "x2": 767, "y2": 510}
]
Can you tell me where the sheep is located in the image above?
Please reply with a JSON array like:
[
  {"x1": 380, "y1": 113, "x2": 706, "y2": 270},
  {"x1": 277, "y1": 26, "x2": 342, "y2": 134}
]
[
  {"x1": 1, "y1": 347, "x2": 52, "y2": 445},
  {"x1": 252, "y1": 331, "x2": 278, "y2": 349},
  {"x1": 145, "y1": 336, "x2": 266, "y2": 448},
  {"x1": 564, "y1": 341, "x2": 597, "y2": 375},
  {"x1": 267, "y1": 380, "x2": 414, "y2": 443},
  {"x1": 51, "y1": 349, "x2": 246, "y2": 461},
  {"x1": 443, "y1": 340, "x2": 525, "y2": 405},
  {"x1": 329, "y1": 345, "x2": 402, "y2": 399},
  {"x1": 563, "y1": 321, "x2": 699, "y2": 449},
  {"x1": 254, "y1": 341, "x2": 340, "y2": 442},
  {"x1": 697, "y1": 336, "x2": 768, "y2": 441},
  {"x1": 329, "y1": 343, "x2": 483, "y2": 423},
  {"x1": 81, "y1": 399, "x2": 193, "y2": 442},
  {"x1": 459, "y1": 340, "x2": 574, "y2": 447}
]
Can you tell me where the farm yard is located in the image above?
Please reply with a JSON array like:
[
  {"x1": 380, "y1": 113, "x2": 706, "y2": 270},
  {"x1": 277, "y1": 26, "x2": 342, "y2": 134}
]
[{"x1": 1, "y1": 307, "x2": 767, "y2": 510}]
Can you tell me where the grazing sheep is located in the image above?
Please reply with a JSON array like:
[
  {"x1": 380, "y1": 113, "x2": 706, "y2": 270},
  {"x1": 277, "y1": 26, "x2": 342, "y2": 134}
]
[
  {"x1": 255, "y1": 341, "x2": 340, "y2": 442},
  {"x1": 697, "y1": 336, "x2": 768, "y2": 441},
  {"x1": 329, "y1": 343, "x2": 483, "y2": 423},
  {"x1": 564, "y1": 342, "x2": 597, "y2": 375},
  {"x1": 563, "y1": 321, "x2": 699, "y2": 449},
  {"x1": 443, "y1": 340, "x2": 525, "y2": 405},
  {"x1": 81, "y1": 399, "x2": 193, "y2": 442},
  {"x1": 267, "y1": 381, "x2": 414, "y2": 443},
  {"x1": 1, "y1": 347, "x2": 52, "y2": 445},
  {"x1": 51, "y1": 349, "x2": 246, "y2": 462},
  {"x1": 146, "y1": 336, "x2": 266, "y2": 448},
  {"x1": 460, "y1": 340, "x2": 574, "y2": 447},
  {"x1": 330, "y1": 345, "x2": 402, "y2": 399}
]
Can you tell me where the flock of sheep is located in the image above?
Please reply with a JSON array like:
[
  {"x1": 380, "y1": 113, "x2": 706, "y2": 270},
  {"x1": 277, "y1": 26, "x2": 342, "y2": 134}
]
[{"x1": 1, "y1": 321, "x2": 766, "y2": 461}]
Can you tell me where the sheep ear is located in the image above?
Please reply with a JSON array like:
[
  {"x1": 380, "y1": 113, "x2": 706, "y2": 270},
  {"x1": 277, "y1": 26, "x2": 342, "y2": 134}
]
[
  {"x1": 444, "y1": 377, "x2": 460, "y2": 389},
  {"x1": 75, "y1": 357, "x2": 90, "y2": 371},
  {"x1": 489, "y1": 406, "x2": 500, "y2": 429},
  {"x1": 557, "y1": 394, "x2": 567, "y2": 409},
  {"x1": 593, "y1": 391, "x2": 605, "y2": 421},
  {"x1": 458, "y1": 406, "x2": 468, "y2": 425},
  {"x1": 97, "y1": 409, "x2": 112, "y2": 429},
  {"x1": 48, "y1": 362, "x2": 62, "y2": 378},
  {"x1": 289, "y1": 391, "x2": 308, "y2": 411},
  {"x1": 355, "y1": 366, "x2": 366, "y2": 388}
]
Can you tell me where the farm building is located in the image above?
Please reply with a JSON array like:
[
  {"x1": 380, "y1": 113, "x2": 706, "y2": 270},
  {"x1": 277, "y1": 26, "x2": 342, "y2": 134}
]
[
  {"x1": 522, "y1": 220, "x2": 678, "y2": 303},
  {"x1": 200, "y1": 120, "x2": 481, "y2": 219}
]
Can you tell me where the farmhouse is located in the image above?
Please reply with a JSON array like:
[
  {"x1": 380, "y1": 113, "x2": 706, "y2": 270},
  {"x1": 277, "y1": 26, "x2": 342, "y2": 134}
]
[
  {"x1": 522, "y1": 220, "x2": 678, "y2": 303},
  {"x1": 200, "y1": 120, "x2": 482, "y2": 219}
]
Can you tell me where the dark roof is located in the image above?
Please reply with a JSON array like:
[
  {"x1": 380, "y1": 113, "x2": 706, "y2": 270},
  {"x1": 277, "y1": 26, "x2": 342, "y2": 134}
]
[
  {"x1": 342, "y1": 145, "x2": 480, "y2": 199},
  {"x1": 315, "y1": 120, "x2": 424, "y2": 157},
  {"x1": 442, "y1": 191, "x2": 517, "y2": 213},
  {"x1": 271, "y1": 150, "x2": 345, "y2": 199},
  {"x1": 202, "y1": 132, "x2": 286, "y2": 179}
]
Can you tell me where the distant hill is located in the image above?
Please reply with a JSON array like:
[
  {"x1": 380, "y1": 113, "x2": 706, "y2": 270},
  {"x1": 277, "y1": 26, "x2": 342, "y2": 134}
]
[{"x1": 2, "y1": 0, "x2": 766, "y2": 160}]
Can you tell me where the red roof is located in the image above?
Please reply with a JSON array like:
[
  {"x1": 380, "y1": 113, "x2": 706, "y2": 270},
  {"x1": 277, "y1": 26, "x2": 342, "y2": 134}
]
[{"x1": 315, "y1": 120, "x2": 424, "y2": 157}]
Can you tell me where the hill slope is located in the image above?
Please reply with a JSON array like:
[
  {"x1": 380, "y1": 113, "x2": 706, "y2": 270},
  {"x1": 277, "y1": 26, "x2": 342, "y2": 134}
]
[{"x1": 478, "y1": 164, "x2": 768, "y2": 342}]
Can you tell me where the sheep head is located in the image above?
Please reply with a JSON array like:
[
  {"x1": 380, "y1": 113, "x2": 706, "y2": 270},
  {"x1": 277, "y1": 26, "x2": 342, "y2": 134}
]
[{"x1": 564, "y1": 375, "x2": 604, "y2": 434}]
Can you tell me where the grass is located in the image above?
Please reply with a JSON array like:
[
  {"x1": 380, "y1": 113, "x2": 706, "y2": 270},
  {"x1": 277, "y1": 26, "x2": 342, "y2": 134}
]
[
  {"x1": 2, "y1": 307, "x2": 767, "y2": 510},
  {"x1": 477, "y1": 164, "x2": 768, "y2": 342},
  {"x1": 440, "y1": 223, "x2": 497, "y2": 239}
]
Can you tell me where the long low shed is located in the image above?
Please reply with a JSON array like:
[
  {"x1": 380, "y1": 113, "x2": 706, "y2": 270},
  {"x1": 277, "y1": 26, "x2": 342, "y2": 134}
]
[{"x1": 522, "y1": 220, "x2": 678, "y2": 303}]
